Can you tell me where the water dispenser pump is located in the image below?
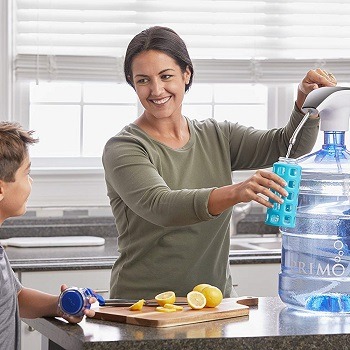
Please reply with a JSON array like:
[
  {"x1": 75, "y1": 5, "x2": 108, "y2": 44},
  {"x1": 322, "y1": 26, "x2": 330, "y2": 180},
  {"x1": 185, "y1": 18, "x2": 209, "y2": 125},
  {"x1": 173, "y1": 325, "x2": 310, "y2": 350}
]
[
  {"x1": 302, "y1": 86, "x2": 350, "y2": 132},
  {"x1": 265, "y1": 87, "x2": 350, "y2": 229}
]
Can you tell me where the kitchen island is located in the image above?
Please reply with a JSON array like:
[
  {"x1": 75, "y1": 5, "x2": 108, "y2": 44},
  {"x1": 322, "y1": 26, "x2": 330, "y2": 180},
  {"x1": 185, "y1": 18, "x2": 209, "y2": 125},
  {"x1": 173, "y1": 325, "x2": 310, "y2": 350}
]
[
  {"x1": 23, "y1": 296, "x2": 350, "y2": 350},
  {"x1": 2, "y1": 214, "x2": 282, "y2": 349}
]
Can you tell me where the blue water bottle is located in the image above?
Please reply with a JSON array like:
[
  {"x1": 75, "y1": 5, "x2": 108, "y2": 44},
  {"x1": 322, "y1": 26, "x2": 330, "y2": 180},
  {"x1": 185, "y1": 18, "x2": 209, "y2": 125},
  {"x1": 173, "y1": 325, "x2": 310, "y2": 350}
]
[
  {"x1": 58, "y1": 287, "x2": 95, "y2": 316},
  {"x1": 265, "y1": 157, "x2": 302, "y2": 228}
]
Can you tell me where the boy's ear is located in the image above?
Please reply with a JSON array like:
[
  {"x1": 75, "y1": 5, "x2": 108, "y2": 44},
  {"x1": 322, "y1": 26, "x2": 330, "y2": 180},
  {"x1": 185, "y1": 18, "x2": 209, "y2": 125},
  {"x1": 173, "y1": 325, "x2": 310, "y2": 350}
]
[{"x1": 0, "y1": 181, "x2": 5, "y2": 201}]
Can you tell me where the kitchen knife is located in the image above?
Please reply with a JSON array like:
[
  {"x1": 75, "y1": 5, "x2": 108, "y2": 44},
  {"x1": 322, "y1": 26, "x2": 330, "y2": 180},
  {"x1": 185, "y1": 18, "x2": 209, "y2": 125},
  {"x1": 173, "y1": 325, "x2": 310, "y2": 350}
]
[{"x1": 98, "y1": 298, "x2": 188, "y2": 307}]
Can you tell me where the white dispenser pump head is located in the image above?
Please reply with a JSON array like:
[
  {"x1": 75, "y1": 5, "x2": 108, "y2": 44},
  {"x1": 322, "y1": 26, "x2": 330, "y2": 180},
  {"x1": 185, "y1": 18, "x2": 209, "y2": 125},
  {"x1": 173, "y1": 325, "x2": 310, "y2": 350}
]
[{"x1": 301, "y1": 87, "x2": 350, "y2": 132}]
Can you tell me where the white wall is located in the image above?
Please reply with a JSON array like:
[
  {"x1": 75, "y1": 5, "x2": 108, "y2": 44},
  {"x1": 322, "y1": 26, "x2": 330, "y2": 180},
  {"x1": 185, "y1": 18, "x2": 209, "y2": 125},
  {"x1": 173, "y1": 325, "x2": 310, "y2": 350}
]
[
  {"x1": 28, "y1": 170, "x2": 110, "y2": 209},
  {"x1": 0, "y1": 0, "x2": 11, "y2": 122}
]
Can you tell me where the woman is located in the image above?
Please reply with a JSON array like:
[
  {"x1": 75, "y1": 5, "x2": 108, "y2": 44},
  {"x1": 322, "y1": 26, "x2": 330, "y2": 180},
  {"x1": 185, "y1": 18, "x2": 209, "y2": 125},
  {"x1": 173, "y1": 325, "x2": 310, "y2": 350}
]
[{"x1": 103, "y1": 26, "x2": 337, "y2": 299}]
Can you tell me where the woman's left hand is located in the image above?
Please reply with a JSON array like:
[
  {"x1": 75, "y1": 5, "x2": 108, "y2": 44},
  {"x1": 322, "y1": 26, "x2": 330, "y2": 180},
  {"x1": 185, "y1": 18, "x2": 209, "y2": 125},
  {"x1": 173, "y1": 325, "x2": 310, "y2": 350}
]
[
  {"x1": 299, "y1": 68, "x2": 337, "y2": 95},
  {"x1": 296, "y1": 68, "x2": 337, "y2": 111}
]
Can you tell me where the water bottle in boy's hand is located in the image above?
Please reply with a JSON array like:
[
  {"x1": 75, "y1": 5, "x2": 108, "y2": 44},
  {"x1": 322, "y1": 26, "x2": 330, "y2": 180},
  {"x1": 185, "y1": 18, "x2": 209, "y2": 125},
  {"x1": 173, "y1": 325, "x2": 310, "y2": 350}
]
[{"x1": 58, "y1": 287, "x2": 97, "y2": 317}]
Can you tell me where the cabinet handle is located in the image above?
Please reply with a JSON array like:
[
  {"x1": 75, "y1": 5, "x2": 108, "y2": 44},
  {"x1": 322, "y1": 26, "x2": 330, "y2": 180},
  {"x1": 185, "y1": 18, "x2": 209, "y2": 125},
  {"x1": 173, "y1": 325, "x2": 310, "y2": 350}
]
[{"x1": 27, "y1": 326, "x2": 35, "y2": 332}]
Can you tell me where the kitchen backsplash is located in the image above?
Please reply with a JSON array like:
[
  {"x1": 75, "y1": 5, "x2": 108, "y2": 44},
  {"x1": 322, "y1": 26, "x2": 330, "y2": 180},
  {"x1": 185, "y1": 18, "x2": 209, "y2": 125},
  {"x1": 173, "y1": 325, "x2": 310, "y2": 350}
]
[
  {"x1": 20, "y1": 206, "x2": 114, "y2": 218},
  {"x1": 0, "y1": 208, "x2": 278, "y2": 239},
  {"x1": 0, "y1": 207, "x2": 116, "y2": 239}
]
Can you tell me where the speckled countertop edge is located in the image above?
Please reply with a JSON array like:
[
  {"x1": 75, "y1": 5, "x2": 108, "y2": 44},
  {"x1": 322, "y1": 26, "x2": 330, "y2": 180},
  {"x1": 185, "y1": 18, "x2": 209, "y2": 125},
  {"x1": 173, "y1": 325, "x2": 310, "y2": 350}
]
[{"x1": 22, "y1": 296, "x2": 350, "y2": 350}]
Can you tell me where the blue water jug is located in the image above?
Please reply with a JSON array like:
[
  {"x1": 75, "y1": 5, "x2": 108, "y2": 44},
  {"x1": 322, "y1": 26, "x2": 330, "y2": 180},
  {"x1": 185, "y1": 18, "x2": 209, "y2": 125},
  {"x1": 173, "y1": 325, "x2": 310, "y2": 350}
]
[{"x1": 279, "y1": 131, "x2": 350, "y2": 312}]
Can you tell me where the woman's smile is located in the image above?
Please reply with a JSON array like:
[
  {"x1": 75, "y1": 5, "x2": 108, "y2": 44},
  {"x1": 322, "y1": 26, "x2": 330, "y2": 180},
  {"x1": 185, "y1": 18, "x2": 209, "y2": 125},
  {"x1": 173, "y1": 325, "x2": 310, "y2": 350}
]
[{"x1": 149, "y1": 96, "x2": 171, "y2": 105}]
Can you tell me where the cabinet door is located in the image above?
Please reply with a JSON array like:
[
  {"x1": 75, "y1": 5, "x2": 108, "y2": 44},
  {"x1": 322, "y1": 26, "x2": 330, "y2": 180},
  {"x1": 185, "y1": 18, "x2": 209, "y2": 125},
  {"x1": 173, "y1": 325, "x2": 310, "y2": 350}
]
[
  {"x1": 20, "y1": 268, "x2": 111, "y2": 350},
  {"x1": 230, "y1": 263, "x2": 280, "y2": 297}
]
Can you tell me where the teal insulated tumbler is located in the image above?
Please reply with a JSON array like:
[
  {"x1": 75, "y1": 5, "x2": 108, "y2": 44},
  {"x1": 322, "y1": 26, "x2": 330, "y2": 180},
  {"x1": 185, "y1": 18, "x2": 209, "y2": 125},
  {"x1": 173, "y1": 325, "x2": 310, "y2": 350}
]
[{"x1": 265, "y1": 157, "x2": 301, "y2": 228}]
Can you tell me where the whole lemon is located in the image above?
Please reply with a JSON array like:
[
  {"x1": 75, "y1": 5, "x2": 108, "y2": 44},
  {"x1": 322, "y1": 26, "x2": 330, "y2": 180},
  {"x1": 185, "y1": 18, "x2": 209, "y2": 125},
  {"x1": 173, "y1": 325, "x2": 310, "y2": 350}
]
[
  {"x1": 201, "y1": 286, "x2": 223, "y2": 308},
  {"x1": 193, "y1": 283, "x2": 211, "y2": 293}
]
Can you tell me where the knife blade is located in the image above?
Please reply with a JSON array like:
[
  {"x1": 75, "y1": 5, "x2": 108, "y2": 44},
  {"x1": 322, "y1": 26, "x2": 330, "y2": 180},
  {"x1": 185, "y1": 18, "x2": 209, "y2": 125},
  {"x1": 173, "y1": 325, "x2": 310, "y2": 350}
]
[{"x1": 99, "y1": 298, "x2": 188, "y2": 307}]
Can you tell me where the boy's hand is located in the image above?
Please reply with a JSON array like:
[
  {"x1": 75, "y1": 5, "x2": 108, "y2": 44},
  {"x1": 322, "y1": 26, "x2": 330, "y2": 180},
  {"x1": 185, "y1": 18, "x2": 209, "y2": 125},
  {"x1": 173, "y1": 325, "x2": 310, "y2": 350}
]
[{"x1": 57, "y1": 284, "x2": 96, "y2": 323}]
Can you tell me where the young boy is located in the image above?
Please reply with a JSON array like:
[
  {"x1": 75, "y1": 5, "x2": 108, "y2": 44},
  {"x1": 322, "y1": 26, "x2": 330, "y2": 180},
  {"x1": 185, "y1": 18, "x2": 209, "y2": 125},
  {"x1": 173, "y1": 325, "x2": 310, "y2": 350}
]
[{"x1": 0, "y1": 122, "x2": 96, "y2": 350}]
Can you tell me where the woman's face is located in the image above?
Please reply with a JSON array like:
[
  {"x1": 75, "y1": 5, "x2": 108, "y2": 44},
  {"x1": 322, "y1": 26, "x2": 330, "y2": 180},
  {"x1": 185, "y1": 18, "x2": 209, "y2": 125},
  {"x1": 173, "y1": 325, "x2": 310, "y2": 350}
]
[{"x1": 131, "y1": 50, "x2": 191, "y2": 120}]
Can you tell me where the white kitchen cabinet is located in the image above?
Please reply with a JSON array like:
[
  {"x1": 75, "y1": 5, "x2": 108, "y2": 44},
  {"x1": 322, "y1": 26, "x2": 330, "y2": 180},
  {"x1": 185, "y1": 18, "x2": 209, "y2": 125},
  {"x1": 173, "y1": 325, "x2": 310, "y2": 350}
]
[
  {"x1": 19, "y1": 268, "x2": 111, "y2": 350},
  {"x1": 230, "y1": 263, "x2": 280, "y2": 297}
]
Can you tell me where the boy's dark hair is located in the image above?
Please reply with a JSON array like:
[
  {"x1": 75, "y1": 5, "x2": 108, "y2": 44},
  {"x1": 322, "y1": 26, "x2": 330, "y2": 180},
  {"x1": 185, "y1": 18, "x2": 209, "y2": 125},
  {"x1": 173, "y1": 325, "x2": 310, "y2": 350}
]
[
  {"x1": 124, "y1": 26, "x2": 194, "y2": 92},
  {"x1": 0, "y1": 122, "x2": 38, "y2": 182}
]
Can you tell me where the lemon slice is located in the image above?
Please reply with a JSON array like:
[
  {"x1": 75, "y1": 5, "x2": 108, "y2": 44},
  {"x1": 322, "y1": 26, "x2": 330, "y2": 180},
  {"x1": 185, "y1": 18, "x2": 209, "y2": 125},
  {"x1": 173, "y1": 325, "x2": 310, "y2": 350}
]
[
  {"x1": 193, "y1": 283, "x2": 211, "y2": 293},
  {"x1": 155, "y1": 291, "x2": 176, "y2": 306},
  {"x1": 187, "y1": 291, "x2": 206, "y2": 310},
  {"x1": 156, "y1": 306, "x2": 177, "y2": 312},
  {"x1": 163, "y1": 303, "x2": 184, "y2": 311},
  {"x1": 129, "y1": 299, "x2": 145, "y2": 311},
  {"x1": 201, "y1": 286, "x2": 223, "y2": 308}
]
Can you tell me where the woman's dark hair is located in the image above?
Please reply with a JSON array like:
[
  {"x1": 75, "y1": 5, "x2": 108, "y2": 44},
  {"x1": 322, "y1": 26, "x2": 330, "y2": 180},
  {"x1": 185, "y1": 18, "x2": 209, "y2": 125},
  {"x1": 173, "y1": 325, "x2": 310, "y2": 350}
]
[{"x1": 124, "y1": 26, "x2": 194, "y2": 92}]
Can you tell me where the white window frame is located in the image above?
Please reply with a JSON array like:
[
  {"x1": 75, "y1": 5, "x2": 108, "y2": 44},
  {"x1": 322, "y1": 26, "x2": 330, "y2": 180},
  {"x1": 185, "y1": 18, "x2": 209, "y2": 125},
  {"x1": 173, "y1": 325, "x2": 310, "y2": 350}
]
[
  {"x1": 10, "y1": 79, "x2": 295, "y2": 208},
  {"x1": 0, "y1": 0, "x2": 12, "y2": 123}
]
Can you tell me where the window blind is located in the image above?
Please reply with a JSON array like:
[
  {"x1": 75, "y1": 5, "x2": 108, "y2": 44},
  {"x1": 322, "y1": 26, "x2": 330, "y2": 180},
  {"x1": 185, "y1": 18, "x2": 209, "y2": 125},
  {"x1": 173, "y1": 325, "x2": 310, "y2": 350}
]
[{"x1": 14, "y1": 0, "x2": 350, "y2": 82}]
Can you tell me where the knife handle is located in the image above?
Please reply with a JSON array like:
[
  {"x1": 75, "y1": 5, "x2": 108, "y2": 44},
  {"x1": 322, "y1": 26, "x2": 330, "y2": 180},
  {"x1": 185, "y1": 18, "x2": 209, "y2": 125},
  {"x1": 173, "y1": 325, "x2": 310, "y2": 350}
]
[{"x1": 101, "y1": 299, "x2": 138, "y2": 306}]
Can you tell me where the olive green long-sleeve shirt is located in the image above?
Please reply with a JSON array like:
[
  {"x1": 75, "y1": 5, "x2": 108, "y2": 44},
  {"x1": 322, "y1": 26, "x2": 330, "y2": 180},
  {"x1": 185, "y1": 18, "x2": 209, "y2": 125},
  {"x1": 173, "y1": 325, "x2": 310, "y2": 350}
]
[{"x1": 102, "y1": 105, "x2": 319, "y2": 299}]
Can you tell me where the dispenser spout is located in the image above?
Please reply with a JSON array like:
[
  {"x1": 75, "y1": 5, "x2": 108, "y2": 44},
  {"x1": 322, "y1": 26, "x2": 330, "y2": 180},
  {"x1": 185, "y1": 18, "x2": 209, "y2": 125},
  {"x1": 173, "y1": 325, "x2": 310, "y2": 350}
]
[{"x1": 301, "y1": 86, "x2": 350, "y2": 132}]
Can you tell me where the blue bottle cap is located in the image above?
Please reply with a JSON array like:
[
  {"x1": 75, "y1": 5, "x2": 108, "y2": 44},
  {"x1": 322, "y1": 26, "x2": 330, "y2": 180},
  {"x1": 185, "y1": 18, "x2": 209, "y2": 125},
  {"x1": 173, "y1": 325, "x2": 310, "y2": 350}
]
[{"x1": 60, "y1": 289, "x2": 84, "y2": 315}]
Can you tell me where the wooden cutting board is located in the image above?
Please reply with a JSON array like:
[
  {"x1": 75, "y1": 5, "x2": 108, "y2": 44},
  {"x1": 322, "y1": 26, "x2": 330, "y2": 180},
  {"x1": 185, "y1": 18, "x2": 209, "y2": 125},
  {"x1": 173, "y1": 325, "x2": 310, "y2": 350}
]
[{"x1": 93, "y1": 296, "x2": 258, "y2": 328}]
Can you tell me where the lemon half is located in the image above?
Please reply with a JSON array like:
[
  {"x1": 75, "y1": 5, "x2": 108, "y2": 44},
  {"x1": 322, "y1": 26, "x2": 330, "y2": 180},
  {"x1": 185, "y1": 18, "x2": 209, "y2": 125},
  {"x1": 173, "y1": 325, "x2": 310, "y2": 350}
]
[
  {"x1": 187, "y1": 291, "x2": 206, "y2": 310},
  {"x1": 155, "y1": 291, "x2": 176, "y2": 306}
]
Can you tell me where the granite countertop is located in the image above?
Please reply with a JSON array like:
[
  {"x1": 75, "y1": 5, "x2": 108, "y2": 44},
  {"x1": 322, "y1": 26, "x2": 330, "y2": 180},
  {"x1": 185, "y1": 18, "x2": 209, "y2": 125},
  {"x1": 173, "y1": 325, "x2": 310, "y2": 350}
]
[
  {"x1": 2, "y1": 216, "x2": 118, "y2": 271},
  {"x1": 23, "y1": 296, "x2": 350, "y2": 350},
  {"x1": 2, "y1": 214, "x2": 281, "y2": 272},
  {"x1": 7, "y1": 237, "x2": 280, "y2": 272}
]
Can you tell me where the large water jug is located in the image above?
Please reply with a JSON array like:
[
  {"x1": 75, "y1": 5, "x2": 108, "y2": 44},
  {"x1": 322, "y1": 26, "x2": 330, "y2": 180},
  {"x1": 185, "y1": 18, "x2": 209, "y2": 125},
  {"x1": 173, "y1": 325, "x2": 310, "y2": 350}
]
[{"x1": 279, "y1": 86, "x2": 350, "y2": 313}]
